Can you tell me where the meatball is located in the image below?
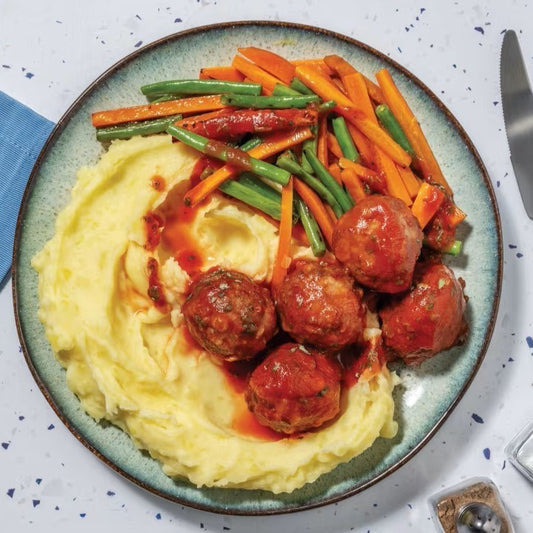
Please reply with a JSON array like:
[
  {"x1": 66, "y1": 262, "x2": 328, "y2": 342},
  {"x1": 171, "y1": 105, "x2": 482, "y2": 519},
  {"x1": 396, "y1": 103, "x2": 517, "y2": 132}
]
[
  {"x1": 274, "y1": 258, "x2": 366, "y2": 351},
  {"x1": 332, "y1": 194, "x2": 423, "y2": 293},
  {"x1": 379, "y1": 261, "x2": 468, "y2": 365},
  {"x1": 182, "y1": 268, "x2": 277, "y2": 361},
  {"x1": 245, "y1": 343, "x2": 342, "y2": 434}
]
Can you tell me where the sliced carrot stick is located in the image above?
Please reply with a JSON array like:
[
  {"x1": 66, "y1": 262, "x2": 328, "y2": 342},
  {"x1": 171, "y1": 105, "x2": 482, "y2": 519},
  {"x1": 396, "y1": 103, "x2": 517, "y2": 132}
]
[
  {"x1": 396, "y1": 164, "x2": 421, "y2": 199},
  {"x1": 327, "y1": 132, "x2": 344, "y2": 159},
  {"x1": 295, "y1": 64, "x2": 410, "y2": 167},
  {"x1": 338, "y1": 158, "x2": 377, "y2": 178},
  {"x1": 365, "y1": 76, "x2": 385, "y2": 104},
  {"x1": 341, "y1": 71, "x2": 376, "y2": 123},
  {"x1": 372, "y1": 145, "x2": 413, "y2": 206},
  {"x1": 447, "y1": 202, "x2": 467, "y2": 225},
  {"x1": 294, "y1": 64, "x2": 354, "y2": 108},
  {"x1": 324, "y1": 202, "x2": 339, "y2": 225},
  {"x1": 331, "y1": 77, "x2": 348, "y2": 95},
  {"x1": 232, "y1": 54, "x2": 285, "y2": 93},
  {"x1": 293, "y1": 178, "x2": 334, "y2": 247},
  {"x1": 175, "y1": 108, "x2": 235, "y2": 127},
  {"x1": 239, "y1": 75, "x2": 273, "y2": 95},
  {"x1": 290, "y1": 58, "x2": 335, "y2": 77},
  {"x1": 338, "y1": 107, "x2": 412, "y2": 167},
  {"x1": 323, "y1": 54, "x2": 356, "y2": 77},
  {"x1": 411, "y1": 182, "x2": 446, "y2": 228},
  {"x1": 328, "y1": 162, "x2": 344, "y2": 185},
  {"x1": 324, "y1": 55, "x2": 384, "y2": 103},
  {"x1": 375, "y1": 68, "x2": 451, "y2": 194},
  {"x1": 91, "y1": 94, "x2": 227, "y2": 128},
  {"x1": 184, "y1": 127, "x2": 313, "y2": 206},
  {"x1": 237, "y1": 47, "x2": 295, "y2": 85},
  {"x1": 316, "y1": 113, "x2": 329, "y2": 167},
  {"x1": 346, "y1": 123, "x2": 375, "y2": 168},
  {"x1": 338, "y1": 157, "x2": 388, "y2": 194},
  {"x1": 364, "y1": 79, "x2": 385, "y2": 105},
  {"x1": 271, "y1": 177, "x2": 294, "y2": 289},
  {"x1": 340, "y1": 167, "x2": 366, "y2": 202},
  {"x1": 199, "y1": 65, "x2": 245, "y2": 81}
]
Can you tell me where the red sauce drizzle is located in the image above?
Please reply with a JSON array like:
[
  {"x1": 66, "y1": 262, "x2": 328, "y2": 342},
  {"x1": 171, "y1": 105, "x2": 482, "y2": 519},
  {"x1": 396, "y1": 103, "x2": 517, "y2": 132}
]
[
  {"x1": 146, "y1": 257, "x2": 169, "y2": 312},
  {"x1": 151, "y1": 174, "x2": 166, "y2": 191},
  {"x1": 179, "y1": 324, "x2": 204, "y2": 355},
  {"x1": 341, "y1": 338, "x2": 385, "y2": 388},
  {"x1": 220, "y1": 360, "x2": 283, "y2": 441},
  {"x1": 221, "y1": 360, "x2": 255, "y2": 395},
  {"x1": 232, "y1": 406, "x2": 283, "y2": 441},
  {"x1": 160, "y1": 200, "x2": 205, "y2": 278},
  {"x1": 143, "y1": 212, "x2": 164, "y2": 251},
  {"x1": 189, "y1": 156, "x2": 215, "y2": 188}
]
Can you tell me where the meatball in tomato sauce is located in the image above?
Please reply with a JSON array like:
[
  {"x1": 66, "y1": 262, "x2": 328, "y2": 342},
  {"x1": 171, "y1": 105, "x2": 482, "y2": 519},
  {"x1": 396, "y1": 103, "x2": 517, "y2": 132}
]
[
  {"x1": 245, "y1": 343, "x2": 342, "y2": 434},
  {"x1": 379, "y1": 261, "x2": 468, "y2": 365},
  {"x1": 182, "y1": 268, "x2": 277, "y2": 362},
  {"x1": 332, "y1": 194, "x2": 423, "y2": 293},
  {"x1": 274, "y1": 258, "x2": 366, "y2": 352}
]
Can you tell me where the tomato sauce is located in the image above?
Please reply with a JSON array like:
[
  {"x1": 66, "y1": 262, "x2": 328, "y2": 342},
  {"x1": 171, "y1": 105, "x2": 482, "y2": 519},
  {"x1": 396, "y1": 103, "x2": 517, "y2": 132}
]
[
  {"x1": 146, "y1": 257, "x2": 169, "y2": 312},
  {"x1": 341, "y1": 339, "x2": 385, "y2": 388},
  {"x1": 143, "y1": 212, "x2": 164, "y2": 251},
  {"x1": 220, "y1": 360, "x2": 282, "y2": 441},
  {"x1": 221, "y1": 360, "x2": 255, "y2": 394},
  {"x1": 204, "y1": 140, "x2": 253, "y2": 171},
  {"x1": 231, "y1": 404, "x2": 283, "y2": 441},
  {"x1": 159, "y1": 183, "x2": 207, "y2": 278},
  {"x1": 151, "y1": 174, "x2": 166, "y2": 191},
  {"x1": 188, "y1": 156, "x2": 215, "y2": 188}
]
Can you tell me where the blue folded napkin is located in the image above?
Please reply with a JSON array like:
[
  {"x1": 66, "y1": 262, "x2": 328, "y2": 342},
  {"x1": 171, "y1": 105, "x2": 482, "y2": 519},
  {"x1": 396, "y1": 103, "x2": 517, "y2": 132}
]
[{"x1": 0, "y1": 91, "x2": 54, "y2": 283}]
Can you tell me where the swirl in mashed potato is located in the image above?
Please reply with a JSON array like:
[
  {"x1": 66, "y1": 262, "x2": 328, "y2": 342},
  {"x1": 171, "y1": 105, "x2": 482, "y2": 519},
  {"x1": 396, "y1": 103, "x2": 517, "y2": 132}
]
[{"x1": 32, "y1": 134, "x2": 398, "y2": 494}]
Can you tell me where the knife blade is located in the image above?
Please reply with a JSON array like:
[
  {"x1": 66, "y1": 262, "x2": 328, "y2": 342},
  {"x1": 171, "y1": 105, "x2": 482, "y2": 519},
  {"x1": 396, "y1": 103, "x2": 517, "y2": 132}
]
[{"x1": 500, "y1": 29, "x2": 533, "y2": 219}]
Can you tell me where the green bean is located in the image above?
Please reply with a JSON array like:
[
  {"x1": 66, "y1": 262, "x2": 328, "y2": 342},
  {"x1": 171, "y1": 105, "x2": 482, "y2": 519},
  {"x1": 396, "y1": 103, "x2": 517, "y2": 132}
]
[
  {"x1": 95, "y1": 114, "x2": 182, "y2": 142},
  {"x1": 289, "y1": 77, "x2": 315, "y2": 95},
  {"x1": 375, "y1": 104, "x2": 415, "y2": 155},
  {"x1": 147, "y1": 94, "x2": 182, "y2": 103},
  {"x1": 238, "y1": 172, "x2": 282, "y2": 204},
  {"x1": 239, "y1": 136, "x2": 262, "y2": 151},
  {"x1": 276, "y1": 151, "x2": 343, "y2": 217},
  {"x1": 166, "y1": 125, "x2": 291, "y2": 185},
  {"x1": 331, "y1": 116, "x2": 359, "y2": 162},
  {"x1": 220, "y1": 93, "x2": 320, "y2": 109},
  {"x1": 141, "y1": 79, "x2": 262, "y2": 97},
  {"x1": 235, "y1": 173, "x2": 300, "y2": 224},
  {"x1": 219, "y1": 180, "x2": 282, "y2": 221},
  {"x1": 318, "y1": 100, "x2": 336, "y2": 113},
  {"x1": 300, "y1": 125, "x2": 317, "y2": 173},
  {"x1": 272, "y1": 83, "x2": 303, "y2": 97},
  {"x1": 295, "y1": 196, "x2": 326, "y2": 257},
  {"x1": 303, "y1": 147, "x2": 354, "y2": 212}
]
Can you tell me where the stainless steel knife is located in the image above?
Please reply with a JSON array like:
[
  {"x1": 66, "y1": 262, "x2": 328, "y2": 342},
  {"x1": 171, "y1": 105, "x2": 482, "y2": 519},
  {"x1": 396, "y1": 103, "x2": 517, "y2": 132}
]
[{"x1": 500, "y1": 29, "x2": 533, "y2": 219}]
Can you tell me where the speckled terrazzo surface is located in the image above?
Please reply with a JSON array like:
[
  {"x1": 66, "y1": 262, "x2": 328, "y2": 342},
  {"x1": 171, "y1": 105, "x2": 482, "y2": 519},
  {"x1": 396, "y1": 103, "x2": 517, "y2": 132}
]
[{"x1": 1, "y1": 1, "x2": 533, "y2": 531}]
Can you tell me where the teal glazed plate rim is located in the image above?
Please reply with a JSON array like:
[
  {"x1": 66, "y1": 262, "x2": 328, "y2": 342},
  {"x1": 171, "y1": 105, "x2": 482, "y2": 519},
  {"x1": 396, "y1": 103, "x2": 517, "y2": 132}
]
[{"x1": 12, "y1": 21, "x2": 503, "y2": 515}]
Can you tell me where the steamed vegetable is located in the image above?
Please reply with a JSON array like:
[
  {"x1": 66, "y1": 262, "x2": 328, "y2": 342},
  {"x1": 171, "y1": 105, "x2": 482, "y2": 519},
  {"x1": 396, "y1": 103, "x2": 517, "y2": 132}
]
[{"x1": 91, "y1": 45, "x2": 466, "y2": 263}]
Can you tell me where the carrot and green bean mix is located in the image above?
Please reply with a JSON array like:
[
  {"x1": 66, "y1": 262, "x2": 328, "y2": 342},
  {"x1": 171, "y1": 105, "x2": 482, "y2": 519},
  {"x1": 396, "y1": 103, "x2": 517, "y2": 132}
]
[{"x1": 91, "y1": 46, "x2": 466, "y2": 277}]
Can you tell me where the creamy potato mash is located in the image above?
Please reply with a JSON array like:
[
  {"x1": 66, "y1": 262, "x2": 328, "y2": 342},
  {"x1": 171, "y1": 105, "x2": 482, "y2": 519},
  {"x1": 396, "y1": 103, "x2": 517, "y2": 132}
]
[{"x1": 32, "y1": 134, "x2": 398, "y2": 494}]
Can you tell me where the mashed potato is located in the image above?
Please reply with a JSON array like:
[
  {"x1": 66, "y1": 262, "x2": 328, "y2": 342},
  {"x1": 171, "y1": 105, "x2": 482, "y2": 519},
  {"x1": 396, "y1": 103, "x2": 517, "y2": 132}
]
[{"x1": 32, "y1": 134, "x2": 398, "y2": 494}]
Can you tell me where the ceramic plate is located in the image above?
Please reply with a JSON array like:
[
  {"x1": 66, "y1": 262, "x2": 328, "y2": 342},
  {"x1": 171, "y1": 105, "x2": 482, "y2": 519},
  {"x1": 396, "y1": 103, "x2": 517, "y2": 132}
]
[{"x1": 13, "y1": 21, "x2": 502, "y2": 515}]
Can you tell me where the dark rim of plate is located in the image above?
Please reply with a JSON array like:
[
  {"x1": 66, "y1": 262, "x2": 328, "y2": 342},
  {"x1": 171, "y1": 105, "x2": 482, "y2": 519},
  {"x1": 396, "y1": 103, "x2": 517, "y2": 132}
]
[{"x1": 11, "y1": 20, "x2": 503, "y2": 516}]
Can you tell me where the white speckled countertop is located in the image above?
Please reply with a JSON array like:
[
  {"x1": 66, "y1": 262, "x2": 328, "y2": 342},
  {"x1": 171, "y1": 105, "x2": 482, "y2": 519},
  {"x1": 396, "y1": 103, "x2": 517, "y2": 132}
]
[{"x1": 1, "y1": 1, "x2": 532, "y2": 531}]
